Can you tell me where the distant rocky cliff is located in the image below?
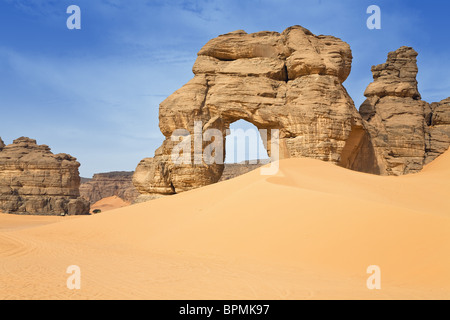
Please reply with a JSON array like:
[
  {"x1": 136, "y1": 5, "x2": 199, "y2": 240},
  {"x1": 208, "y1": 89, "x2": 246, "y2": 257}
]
[
  {"x1": 0, "y1": 137, "x2": 90, "y2": 215},
  {"x1": 80, "y1": 172, "x2": 140, "y2": 204}
]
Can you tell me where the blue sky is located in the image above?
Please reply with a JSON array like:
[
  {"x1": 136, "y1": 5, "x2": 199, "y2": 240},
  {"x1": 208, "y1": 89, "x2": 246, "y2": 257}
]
[{"x1": 0, "y1": 0, "x2": 449, "y2": 177}]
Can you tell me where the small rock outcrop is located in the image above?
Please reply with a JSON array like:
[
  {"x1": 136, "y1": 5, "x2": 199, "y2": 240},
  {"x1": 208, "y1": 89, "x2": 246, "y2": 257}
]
[
  {"x1": 0, "y1": 137, "x2": 90, "y2": 215},
  {"x1": 80, "y1": 171, "x2": 140, "y2": 204},
  {"x1": 134, "y1": 26, "x2": 366, "y2": 196},
  {"x1": 360, "y1": 47, "x2": 450, "y2": 175}
]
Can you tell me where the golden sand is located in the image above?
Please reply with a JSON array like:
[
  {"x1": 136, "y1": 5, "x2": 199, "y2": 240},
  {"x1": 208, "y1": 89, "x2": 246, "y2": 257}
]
[
  {"x1": 1, "y1": 151, "x2": 449, "y2": 299},
  {"x1": 91, "y1": 196, "x2": 130, "y2": 213}
]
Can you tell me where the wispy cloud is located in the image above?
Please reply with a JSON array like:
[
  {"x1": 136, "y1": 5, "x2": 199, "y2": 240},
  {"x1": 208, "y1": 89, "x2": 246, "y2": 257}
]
[{"x1": 4, "y1": 0, "x2": 62, "y2": 16}]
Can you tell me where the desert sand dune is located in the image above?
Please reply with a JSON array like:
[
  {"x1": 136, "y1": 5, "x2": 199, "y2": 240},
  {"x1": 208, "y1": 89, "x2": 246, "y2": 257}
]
[
  {"x1": 0, "y1": 151, "x2": 449, "y2": 300},
  {"x1": 90, "y1": 196, "x2": 130, "y2": 213},
  {"x1": 0, "y1": 214, "x2": 79, "y2": 232}
]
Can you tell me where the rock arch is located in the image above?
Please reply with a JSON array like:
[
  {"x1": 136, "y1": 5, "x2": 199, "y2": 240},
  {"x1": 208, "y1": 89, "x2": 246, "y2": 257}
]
[
  {"x1": 225, "y1": 119, "x2": 270, "y2": 164},
  {"x1": 133, "y1": 26, "x2": 364, "y2": 197}
]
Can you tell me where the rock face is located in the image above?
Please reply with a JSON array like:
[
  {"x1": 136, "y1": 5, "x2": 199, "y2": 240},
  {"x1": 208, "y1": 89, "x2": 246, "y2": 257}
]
[
  {"x1": 0, "y1": 137, "x2": 90, "y2": 215},
  {"x1": 359, "y1": 47, "x2": 450, "y2": 175},
  {"x1": 219, "y1": 163, "x2": 266, "y2": 182},
  {"x1": 134, "y1": 26, "x2": 367, "y2": 196},
  {"x1": 80, "y1": 171, "x2": 140, "y2": 204},
  {"x1": 425, "y1": 98, "x2": 450, "y2": 164}
]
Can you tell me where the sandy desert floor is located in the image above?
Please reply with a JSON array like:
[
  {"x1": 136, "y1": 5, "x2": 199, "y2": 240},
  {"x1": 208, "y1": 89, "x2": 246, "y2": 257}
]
[{"x1": 0, "y1": 151, "x2": 449, "y2": 300}]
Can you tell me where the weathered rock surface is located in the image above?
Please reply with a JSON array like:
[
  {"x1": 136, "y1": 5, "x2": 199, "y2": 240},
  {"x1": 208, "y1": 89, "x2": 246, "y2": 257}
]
[
  {"x1": 363, "y1": 47, "x2": 421, "y2": 100},
  {"x1": 359, "y1": 47, "x2": 450, "y2": 175},
  {"x1": 219, "y1": 163, "x2": 266, "y2": 182},
  {"x1": 0, "y1": 137, "x2": 90, "y2": 215},
  {"x1": 134, "y1": 26, "x2": 366, "y2": 195},
  {"x1": 425, "y1": 97, "x2": 450, "y2": 163},
  {"x1": 133, "y1": 194, "x2": 166, "y2": 204},
  {"x1": 80, "y1": 171, "x2": 140, "y2": 204}
]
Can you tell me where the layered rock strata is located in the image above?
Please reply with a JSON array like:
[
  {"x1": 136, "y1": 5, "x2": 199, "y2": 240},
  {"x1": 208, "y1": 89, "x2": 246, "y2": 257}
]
[
  {"x1": 359, "y1": 47, "x2": 450, "y2": 175},
  {"x1": 0, "y1": 137, "x2": 90, "y2": 215},
  {"x1": 80, "y1": 171, "x2": 140, "y2": 204}
]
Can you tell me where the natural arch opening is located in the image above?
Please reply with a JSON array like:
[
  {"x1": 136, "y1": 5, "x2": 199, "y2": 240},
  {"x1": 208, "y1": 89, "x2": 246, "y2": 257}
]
[{"x1": 224, "y1": 120, "x2": 270, "y2": 164}]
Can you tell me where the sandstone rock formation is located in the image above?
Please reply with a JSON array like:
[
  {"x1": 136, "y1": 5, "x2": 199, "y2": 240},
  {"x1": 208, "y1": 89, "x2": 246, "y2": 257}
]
[
  {"x1": 80, "y1": 171, "x2": 140, "y2": 204},
  {"x1": 134, "y1": 28, "x2": 450, "y2": 197},
  {"x1": 359, "y1": 47, "x2": 450, "y2": 175},
  {"x1": 0, "y1": 137, "x2": 90, "y2": 215},
  {"x1": 134, "y1": 26, "x2": 367, "y2": 195},
  {"x1": 425, "y1": 97, "x2": 450, "y2": 164}
]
